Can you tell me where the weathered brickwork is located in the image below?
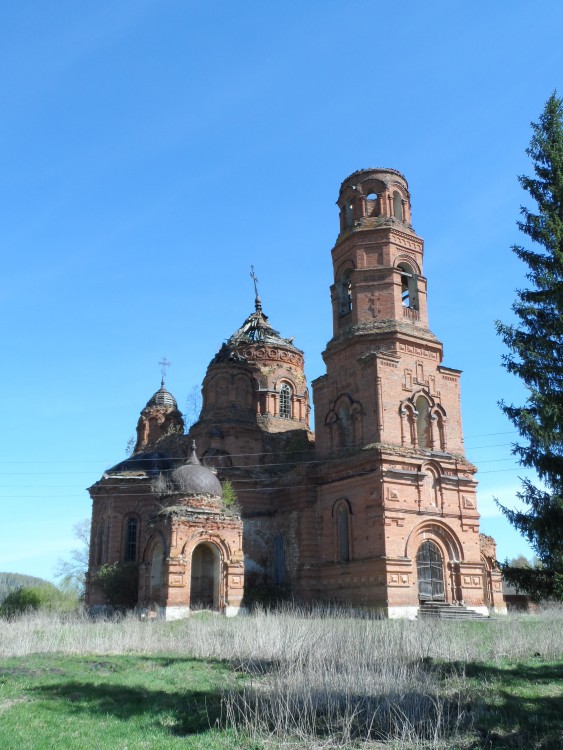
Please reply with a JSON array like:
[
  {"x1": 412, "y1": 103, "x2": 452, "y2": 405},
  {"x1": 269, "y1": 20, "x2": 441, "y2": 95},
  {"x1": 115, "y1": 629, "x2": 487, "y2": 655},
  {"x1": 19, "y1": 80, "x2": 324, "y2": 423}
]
[{"x1": 86, "y1": 168, "x2": 506, "y2": 619}]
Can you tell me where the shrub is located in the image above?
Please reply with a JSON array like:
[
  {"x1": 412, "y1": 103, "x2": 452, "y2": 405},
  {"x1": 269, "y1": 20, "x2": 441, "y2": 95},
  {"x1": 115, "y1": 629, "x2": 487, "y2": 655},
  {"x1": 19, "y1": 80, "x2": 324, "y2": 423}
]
[
  {"x1": 0, "y1": 583, "x2": 79, "y2": 618},
  {"x1": 92, "y1": 563, "x2": 139, "y2": 609}
]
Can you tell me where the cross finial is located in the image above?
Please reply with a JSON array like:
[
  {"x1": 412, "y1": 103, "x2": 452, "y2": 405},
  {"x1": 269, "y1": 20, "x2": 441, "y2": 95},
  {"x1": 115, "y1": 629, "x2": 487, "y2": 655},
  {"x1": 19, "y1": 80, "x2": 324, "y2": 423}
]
[
  {"x1": 158, "y1": 357, "x2": 171, "y2": 386},
  {"x1": 250, "y1": 265, "x2": 262, "y2": 312}
]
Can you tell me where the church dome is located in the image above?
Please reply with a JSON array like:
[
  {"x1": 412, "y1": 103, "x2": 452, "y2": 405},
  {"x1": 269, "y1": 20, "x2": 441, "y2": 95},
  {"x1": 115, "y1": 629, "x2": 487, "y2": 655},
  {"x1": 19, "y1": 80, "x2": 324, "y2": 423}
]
[
  {"x1": 170, "y1": 443, "x2": 223, "y2": 497},
  {"x1": 146, "y1": 380, "x2": 177, "y2": 408}
]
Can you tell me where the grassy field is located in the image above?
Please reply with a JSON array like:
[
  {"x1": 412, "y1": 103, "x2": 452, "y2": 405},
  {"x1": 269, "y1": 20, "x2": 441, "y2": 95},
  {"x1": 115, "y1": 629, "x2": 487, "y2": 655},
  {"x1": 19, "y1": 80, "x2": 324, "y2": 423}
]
[{"x1": 0, "y1": 609, "x2": 561, "y2": 749}]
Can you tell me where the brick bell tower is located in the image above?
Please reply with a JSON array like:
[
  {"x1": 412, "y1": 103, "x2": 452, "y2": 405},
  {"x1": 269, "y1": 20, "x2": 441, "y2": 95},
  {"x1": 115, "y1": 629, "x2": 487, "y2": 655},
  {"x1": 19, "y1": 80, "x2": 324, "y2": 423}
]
[{"x1": 310, "y1": 168, "x2": 504, "y2": 617}]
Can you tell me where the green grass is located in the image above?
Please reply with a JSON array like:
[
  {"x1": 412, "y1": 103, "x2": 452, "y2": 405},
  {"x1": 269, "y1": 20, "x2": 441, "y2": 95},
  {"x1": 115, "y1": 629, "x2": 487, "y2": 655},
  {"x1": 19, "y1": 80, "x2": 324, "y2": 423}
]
[
  {"x1": 0, "y1": 654, "x2": 248, "y2": 750},
  {"x1": 462, "y1": 659, "x2": 563, "y2": 749},
  {"x1": 1, "y1": 653, "x2": 561, "y2": 749},
  {"x1": 0, "y1": 612, "x2": 561, "y2": 748}
]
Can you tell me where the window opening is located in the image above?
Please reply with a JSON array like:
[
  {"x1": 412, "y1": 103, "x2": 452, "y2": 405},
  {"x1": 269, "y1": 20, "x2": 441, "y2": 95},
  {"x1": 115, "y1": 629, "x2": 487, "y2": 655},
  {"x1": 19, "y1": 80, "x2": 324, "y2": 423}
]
[
  {"x1": 393, "y1": 191, "x2": 403, "y2": 220},
  {"x1": 338, "y1": 271, "x2": 353, "y2": 316},
  {"x1": 96, "y1": 525, "x2": 103, "y2": 565},
  {"x1": 279, "y1": 383, "x2": 292, "y2": 418},
  {"x1": 345, "y1": 202, "x2": 354, "y2": 227},
  {"x1": 398, "y1": 263, "x2": 419, "y2": 311},
  {"x1": 124, "y1": 517, "x2": 138, "y2": 562},
  {"x1": 105, "y1": 521, "x2": 110, "y2": 563},
  {"x1": 337, "y1": 400, "x2": 351, "y2": 448},
  {"x1": 338, "y1": 506, "x2": 350, "y2": 562}
]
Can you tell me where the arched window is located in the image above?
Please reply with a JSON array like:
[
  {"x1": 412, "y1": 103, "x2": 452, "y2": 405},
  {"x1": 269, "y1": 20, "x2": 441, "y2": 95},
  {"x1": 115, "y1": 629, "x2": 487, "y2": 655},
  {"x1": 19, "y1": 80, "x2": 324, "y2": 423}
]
[
  {"x1": 337, "y1": 399, "x2": 351, "y2": 448},
  {"x1": 96, "y1": 525, "x2": 103, "y2": 566},
  {"x1": 398, "y1": 263, "x2": 419, "y2": 311},
  {"x1": 416, "y1": 396, "x2": 430, "y2": 449},
  {"x1": 345, "y1": 201, "x2": 354, "y2": 227},
  {"x1": 279, "y1": 383, "x2": 292, "y2": 418},
  {"x1": 124, "y1": 517, "x2": 138, "y2": 562},
  {"x1": 338, "y1": 270, "x2": 353, "y2": 316},
  {"x1": 393, "y1": 191, "x2": 403, "y2": 220},
  {"x1": 366, "y1": 192, "x2": 378, "y2": 216},
  {"x1": 337, "y1": 505, "x2": 350, "y2": 562}
]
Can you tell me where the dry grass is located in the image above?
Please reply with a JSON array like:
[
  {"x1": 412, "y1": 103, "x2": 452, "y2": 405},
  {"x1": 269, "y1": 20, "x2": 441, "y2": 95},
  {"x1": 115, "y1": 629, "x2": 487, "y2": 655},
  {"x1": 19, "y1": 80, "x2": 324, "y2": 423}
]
[{"x1": 1, "y1": 606, "x2": 561, "y2": 748}]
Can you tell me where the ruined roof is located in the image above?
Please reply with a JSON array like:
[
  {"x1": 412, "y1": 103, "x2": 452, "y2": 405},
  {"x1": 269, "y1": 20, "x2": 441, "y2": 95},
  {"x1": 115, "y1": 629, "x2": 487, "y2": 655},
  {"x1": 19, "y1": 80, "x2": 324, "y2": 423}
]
[
  {"x1": 106, "y1": 450, "x2": 176, "y2": 478},
  {"x1": 212, "y1": 302, "x2": 299, "y2": 363},
  {"x1": 339, "y1": 167, "x2": 408, "y2": 192},
  {"x1": 145, "y1": 380, "x2": 177, "y2": 409}
]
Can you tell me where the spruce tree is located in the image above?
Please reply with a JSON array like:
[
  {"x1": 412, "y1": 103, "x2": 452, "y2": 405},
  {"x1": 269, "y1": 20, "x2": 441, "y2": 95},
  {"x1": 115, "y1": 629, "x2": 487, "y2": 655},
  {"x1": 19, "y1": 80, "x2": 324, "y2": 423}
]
[{"x1": 496, "y1": 93, "x2": 563, "y2": 601}]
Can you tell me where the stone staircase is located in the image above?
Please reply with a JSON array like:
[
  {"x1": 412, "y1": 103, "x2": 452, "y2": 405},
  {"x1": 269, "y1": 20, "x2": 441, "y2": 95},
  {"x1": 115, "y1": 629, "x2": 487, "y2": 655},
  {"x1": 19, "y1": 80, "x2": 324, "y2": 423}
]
[{"x1": 418, "y1": 602, "x2": 490, "y2": 621}]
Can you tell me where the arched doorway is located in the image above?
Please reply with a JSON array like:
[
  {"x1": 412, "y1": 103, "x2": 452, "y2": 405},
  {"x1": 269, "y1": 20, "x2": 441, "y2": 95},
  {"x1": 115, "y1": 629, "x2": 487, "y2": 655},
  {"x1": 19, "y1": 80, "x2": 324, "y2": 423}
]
[
  {"x1": 190, "y1": 543, "x2": 220, "y2": 610},
  {"x1": 417, "y1": 540, "x2": 445, "y2": 602}
]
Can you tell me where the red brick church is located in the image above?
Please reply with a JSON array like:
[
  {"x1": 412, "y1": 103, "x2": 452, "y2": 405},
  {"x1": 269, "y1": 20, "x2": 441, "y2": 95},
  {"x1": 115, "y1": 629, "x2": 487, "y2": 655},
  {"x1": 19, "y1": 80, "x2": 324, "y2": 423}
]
[{"x1": 86, "y1": 168, "x2": 505, "y2": 619}]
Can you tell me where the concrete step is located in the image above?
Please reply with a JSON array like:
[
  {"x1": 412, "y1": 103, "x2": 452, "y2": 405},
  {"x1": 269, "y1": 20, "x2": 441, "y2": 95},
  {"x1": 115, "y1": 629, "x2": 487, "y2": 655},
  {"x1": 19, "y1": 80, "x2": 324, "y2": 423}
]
[{"x1": 418, "y1": 603, "x2": 489, "y2": 621}]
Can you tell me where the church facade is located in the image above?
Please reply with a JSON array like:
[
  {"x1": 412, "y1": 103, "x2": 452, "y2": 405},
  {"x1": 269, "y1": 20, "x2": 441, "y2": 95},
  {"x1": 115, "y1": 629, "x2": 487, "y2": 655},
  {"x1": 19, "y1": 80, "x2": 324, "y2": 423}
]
[{"x1": 86, "y1": 168, "x2": 505, "y2": 619}]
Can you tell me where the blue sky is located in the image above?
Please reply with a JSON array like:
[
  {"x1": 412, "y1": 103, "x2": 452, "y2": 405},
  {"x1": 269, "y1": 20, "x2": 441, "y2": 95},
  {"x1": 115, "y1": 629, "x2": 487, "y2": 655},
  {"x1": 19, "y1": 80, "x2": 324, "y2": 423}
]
[{"x1": 1, "y1": 1, "x2": 561, "y2": 579}]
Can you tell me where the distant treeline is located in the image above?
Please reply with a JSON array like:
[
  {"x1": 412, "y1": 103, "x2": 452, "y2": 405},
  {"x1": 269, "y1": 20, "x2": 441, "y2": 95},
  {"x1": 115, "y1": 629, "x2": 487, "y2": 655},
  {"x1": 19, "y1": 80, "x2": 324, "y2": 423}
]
[{"x1": 0, "y1": 573, "x2": 51, "y2": 602}]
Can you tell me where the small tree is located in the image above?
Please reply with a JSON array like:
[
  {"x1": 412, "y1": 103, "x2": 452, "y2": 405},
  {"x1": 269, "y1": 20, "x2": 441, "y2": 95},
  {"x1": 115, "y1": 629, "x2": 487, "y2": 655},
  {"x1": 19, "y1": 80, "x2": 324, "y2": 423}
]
[
  {"x1": 496, "y1": 92, "x2": 563, "y2": 600},
  {"x1": 184, "y1": 385, "x2": 202, "y2": 431},
  {"x1": 54, "y1": 519, "x2": 91, "y2": 597},
  {"x1": 221, "y1": 479, "x2": 238, "y2": 509}
]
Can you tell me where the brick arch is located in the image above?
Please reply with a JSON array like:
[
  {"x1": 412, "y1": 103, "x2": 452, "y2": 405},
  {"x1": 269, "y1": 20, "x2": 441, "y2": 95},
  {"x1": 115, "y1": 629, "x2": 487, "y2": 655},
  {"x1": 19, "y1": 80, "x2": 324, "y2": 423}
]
[
  {"x1": 405, "y1": 521, "x2": 464, "y2": 563},
  {"x1": 275, "y1": 376, "x2": 296, "y2": 391},
  {"x1": 407, "y1": 522, "x2": 465, "y2": 605},
  {"x1": 358, "y1": 177, "x2": 386, "y2": 196},
  {"x1": 335, "y1": 259, "x2": 356, "y2": 277},
  {"x1": 400, "y1": 391, "x2": 447, "y2": 451},
  {"x1": 325, "y1": 393, "x2": 364, "y2": 450},
  {"x1": 142, "y1": 529, "x2": 168, "y2": 563},
  {"x1": 393, "y1": 254, "x2": 421, "y2": 276},
  {"x1": 330, "y1": 496, "x2": 353, "y2": 517},
  {"x1": 421, "y1": 462, "x2": 443, "y2": 508},
  {"x1": 180, "y1": 533, "x2": 232, "y2": 563}
]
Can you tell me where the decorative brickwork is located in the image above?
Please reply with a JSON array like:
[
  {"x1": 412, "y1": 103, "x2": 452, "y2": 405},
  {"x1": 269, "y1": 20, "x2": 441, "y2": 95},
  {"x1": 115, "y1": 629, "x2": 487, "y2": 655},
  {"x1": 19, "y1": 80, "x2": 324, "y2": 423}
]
[{"x1": 86, "y1": 168, "x2": 503, "y2": 619}]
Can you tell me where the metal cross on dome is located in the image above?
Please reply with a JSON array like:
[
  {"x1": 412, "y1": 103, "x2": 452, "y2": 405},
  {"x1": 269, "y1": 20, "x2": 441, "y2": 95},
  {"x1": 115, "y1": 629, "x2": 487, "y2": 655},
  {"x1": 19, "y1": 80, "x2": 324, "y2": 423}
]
[
  {"x1": 158, "y1": 357, "x2": 171, "y2": 386},
  {"x1": 250, "y1": 265, "x2": 262, "y2": 312}
]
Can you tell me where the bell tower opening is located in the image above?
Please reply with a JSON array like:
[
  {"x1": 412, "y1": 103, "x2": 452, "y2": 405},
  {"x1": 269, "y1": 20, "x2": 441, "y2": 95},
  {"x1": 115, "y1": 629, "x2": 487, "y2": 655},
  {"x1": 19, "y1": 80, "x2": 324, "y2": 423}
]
[
  {"x1": 398, "y1": 263, "x2": 419, "y2": 311},
  {"x1": 338, "y1": 269, "x2": 353, "y2": 317}
]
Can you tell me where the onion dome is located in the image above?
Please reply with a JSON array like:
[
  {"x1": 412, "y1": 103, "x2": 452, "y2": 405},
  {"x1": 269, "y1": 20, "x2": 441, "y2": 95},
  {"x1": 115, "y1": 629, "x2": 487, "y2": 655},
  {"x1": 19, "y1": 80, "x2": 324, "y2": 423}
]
[
  {"x1": 146, "y1": 379, "x2": 177, "y2": 408},
  {"x1": 134, "y1": 378, "x2": 184, "y2": 453},
  {"x1": 170, "y1": 442, "x2": 223, "y2": 497}
]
